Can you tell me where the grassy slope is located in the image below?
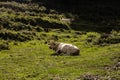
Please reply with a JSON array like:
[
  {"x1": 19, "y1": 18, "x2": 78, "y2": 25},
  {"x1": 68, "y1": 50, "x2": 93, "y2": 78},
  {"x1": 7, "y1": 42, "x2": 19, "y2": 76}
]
[{"x1": 0, "y1": 1, "x2": 120, "y2": 80}]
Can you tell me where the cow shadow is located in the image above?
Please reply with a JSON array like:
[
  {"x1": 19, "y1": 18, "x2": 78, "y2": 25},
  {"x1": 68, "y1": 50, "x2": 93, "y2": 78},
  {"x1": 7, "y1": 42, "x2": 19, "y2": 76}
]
[
  {"x1": 50, "y1": 52, "x2": 80, "y2": 56},
  {"x1": 50, "y1": 52, "x2": 63, "y2": 56}
]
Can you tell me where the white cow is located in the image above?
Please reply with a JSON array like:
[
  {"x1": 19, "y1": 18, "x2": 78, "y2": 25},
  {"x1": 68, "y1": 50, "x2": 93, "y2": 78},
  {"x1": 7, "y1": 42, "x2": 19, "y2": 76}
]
[{"x1": 48, "y1": 41, "x2": 80, "y2": 56}]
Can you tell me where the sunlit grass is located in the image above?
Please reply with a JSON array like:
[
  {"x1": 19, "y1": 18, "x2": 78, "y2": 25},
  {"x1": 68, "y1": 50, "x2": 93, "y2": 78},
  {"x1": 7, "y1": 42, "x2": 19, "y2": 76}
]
[{"x1": 0, "y1": 38, "x2": 120, "y2": 79}]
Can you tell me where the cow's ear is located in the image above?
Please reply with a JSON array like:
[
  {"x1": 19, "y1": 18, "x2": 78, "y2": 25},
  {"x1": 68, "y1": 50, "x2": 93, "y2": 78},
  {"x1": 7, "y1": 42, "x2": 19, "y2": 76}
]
[{"x1": 54, "y1": 42, "x2": 58, "y2": 45}]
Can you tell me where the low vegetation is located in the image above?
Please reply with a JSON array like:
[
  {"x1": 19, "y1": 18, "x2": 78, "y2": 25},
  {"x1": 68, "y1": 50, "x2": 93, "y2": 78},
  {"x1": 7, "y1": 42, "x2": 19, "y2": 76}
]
[{"x1": 0, "y1": 1, "x2": 120, "y2": 80}]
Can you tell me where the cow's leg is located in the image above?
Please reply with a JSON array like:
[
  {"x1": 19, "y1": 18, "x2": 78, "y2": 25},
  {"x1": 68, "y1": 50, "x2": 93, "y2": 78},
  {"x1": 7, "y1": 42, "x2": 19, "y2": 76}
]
[
  {"x1": 50, "y1": 50, "x2": 60, "y2": 56},
  {"x1": 66, "y1": 48, "x2": 71, "y2": 56},
  {"x1": 53, "y1": 50, "x2": 61, "y2": 55}
]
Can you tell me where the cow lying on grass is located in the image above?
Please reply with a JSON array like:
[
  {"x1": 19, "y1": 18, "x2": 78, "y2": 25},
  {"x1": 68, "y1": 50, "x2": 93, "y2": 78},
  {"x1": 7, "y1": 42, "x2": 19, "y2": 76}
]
[{"x1": 48, "y1": 41, "x2": 80, "y2": 56}]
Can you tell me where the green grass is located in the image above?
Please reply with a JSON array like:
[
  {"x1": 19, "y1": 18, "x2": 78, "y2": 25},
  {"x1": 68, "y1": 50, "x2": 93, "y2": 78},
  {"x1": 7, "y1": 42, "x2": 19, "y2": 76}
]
[{"x1": 0, "y1": 38, "x2": 119, "y2": 80}]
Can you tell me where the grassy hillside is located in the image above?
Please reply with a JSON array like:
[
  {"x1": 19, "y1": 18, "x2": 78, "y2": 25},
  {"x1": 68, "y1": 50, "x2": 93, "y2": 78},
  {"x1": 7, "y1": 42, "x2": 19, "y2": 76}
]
[{"x1": 0, "y1": 1, "x2": 120, "y2": 80}]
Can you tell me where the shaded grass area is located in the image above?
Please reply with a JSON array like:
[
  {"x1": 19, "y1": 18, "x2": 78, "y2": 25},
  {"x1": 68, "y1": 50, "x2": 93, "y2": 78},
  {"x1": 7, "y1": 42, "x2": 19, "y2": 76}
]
[
  {"x1": 1, "y1": 1, "x2": 119, "y2": 32},
  {"x1": 42, "y1": 0, "x2": 120, "y2": 32}
]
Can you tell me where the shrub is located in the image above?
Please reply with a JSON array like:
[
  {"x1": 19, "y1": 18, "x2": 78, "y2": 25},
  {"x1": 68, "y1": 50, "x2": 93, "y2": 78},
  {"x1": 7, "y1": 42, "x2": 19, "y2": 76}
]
[
  {"x1": 98, "y1": 31, "x2": 120, "y2": 45},
  {"x1": 11, "y1": 22, "x2": 31, "y2": 31},
  {"x1": 13, "y1": 42, "x2": 18, "y2": 45},
  {"x1": 0, "y1": 43, "x2": 10, "y2": 51},
  {"x1": 35, "y1": 26, "x2": 44, "y2": 32},
  {"x1": 0, "y1": 30, "x2": 34, "y2": 41},
  {"x1": 86, "y1": 32, "x2": 101, "y2": 45}
]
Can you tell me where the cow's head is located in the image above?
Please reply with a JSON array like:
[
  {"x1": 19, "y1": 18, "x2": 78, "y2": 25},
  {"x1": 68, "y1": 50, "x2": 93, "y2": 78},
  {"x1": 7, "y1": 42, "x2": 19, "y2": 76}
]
[
  {"x1": 47, "y1": 41, "x2": 59, "y2": 51},
  {"x1": 48, "y1": 42, "x2": 56, "y2": 49}
]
